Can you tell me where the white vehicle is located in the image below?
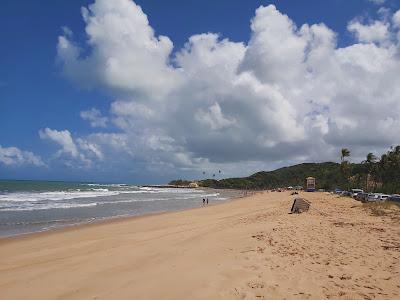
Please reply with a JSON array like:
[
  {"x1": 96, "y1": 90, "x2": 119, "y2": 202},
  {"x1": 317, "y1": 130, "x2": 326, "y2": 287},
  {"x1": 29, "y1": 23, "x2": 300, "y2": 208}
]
[
  {"x1": 378, "y1": 194, "x2": 390, "y2": 201},
  {"x1": 351, "y1": 189, "x2": 363, "y2": 198},
  {"x1": 367, "y1": 193, "x2": 379, "y2": 202},
  {"x1": 367, "y1": 193, "x2": 389, "y2": 202}
]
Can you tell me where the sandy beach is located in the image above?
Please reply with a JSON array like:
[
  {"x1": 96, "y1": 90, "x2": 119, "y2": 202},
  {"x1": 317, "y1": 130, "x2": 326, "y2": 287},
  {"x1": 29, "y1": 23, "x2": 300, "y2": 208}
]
[{"x1": 0, "y1": 191, "x2": 399, "y2": 300}]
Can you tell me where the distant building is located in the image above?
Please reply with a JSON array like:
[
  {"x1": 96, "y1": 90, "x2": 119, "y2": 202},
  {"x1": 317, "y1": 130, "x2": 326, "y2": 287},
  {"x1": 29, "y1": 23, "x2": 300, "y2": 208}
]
[{"x1": 306, "y1": 177, "x2": 316, "y2": 192}]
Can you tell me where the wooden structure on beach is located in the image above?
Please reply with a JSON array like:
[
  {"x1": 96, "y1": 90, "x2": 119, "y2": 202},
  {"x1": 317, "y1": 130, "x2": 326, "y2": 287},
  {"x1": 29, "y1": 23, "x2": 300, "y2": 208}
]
[
  {"x1": 290, "y1": 198, "x2": 311, "y2": 214},
  {"x1": 306, "y1": 177, "x2": 316, "y2": 192}
]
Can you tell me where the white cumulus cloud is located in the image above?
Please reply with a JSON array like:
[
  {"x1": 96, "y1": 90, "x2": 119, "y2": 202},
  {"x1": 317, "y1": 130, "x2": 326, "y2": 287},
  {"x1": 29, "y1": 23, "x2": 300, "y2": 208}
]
[
  {"x1": 57, "y1": 0, "x2": 181, "y2": 99},
  {"x1": 195, "y1": 103, "x2": 237, "y2": 130},
  {"x1": 54, "y1": 0, "x2": 400, "y2": 177},
  {"x1": 39, "y1": 128, "x2": 79, "y2": 157},
  {"x1": 39, "y1": 128, "x2": 104, "y2": 167},
  {"x1": 347, "y1": 20, "x2": 389, "y2": 43},
  {"x1": 0, "y1": 145, "x2": 45, "y2": 167},
  {"x1": 393, "y1": 10, "x2": 400, "y2": 27},
  {"x1": 80, "y1": 108, "x2": 108, "y2": 128}
]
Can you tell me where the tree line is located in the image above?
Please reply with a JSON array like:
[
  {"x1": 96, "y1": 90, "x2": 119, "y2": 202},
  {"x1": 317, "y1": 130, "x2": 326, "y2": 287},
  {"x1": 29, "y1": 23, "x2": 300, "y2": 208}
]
[
  {"x1": 170, "y1": 145, "x2": 400, "y2": 193},
  {"x1": 340, "y1": 145, "x2": 400, "y2": 194},
  {"x1": 200, "y1": 145, "x2": 400, "y2": 193}
]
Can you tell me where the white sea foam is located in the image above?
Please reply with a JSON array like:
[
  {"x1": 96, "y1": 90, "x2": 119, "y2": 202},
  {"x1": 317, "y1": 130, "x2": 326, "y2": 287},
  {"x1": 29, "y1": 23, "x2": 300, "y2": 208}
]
[
  {"x1": 0, "y1": 202, "x2": 98, "y2": 211},
  {"x1": 140, "y1": 188, "x2": 203, "y2": 194},
  {"x1": 0, "y1": 190, "x2": 121, "y2": 202},
  {"x1": 81, "y1": 183, "x2": 129, "y2": 187},
  {"x1": 0, "y1": 182, "x2": 238, "y2": 237},
  {"x1": 0, "y1": 188, "x2": 215, "y2": 203},
  {"x1": 90, "y1": 188, "x2": 110, "y2": 192},
  {"x1": 0, "y1": 185, "x2": 226, "y2": 213}
]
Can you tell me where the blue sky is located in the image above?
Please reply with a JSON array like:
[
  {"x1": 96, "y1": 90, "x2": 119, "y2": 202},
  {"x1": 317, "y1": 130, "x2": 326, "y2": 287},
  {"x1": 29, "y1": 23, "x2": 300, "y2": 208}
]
[{"x1": 1, "y1": 0, "x2": 400, "y2": 183}]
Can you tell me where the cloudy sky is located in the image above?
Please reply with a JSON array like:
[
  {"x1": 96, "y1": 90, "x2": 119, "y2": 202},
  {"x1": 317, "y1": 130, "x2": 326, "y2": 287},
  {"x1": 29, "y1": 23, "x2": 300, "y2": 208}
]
[{"x1": 1, "y1": 0, "x2": 400, "y2": 183}]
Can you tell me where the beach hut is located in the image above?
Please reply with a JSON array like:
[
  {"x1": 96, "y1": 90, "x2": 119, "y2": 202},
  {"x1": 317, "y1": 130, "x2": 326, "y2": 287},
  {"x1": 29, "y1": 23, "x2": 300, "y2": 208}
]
[{"x1": 306, "y1": 177, "x2": 316, "y2": 192}]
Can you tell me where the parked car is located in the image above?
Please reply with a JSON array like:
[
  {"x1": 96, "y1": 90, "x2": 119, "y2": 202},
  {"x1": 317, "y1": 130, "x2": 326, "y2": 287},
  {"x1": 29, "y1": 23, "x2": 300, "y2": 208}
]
[
  {"x1": 351, "y1": 189, "x2": 363, "y2": 198},
  {"x1": 367, "y1": 193, "x2": 379, "y2": 202},
  {"x1": 341, "y1": 191, "x2": 352, "y2": 197},
  {"x1": 362, "y1": 193, "x2": 370, "y2": 202},
  {"x1": 356, "y1": 192, "x2": 369, "y2": 202},
  {"x1": 379, "y1": 194, "x2": 390, "y2": 201},
  {"x1": 334, "y1": 188, "x2": 342, "y2": 194},
  {"x1": 367, "y1": 193, "x2": 389, "y2": 202},
  {"x1": 389, "y1": 194, "x2": 400, "y2": 202}
]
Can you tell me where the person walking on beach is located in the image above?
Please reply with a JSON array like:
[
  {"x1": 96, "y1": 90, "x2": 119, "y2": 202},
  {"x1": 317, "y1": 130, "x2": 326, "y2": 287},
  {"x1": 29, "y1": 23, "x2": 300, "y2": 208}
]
[
  {"x1": 206, "y1": 198, "x2": 209, "y2": 205},
  {"x1": 202, "y1": 198, "x2": 205, "y2": 207}
]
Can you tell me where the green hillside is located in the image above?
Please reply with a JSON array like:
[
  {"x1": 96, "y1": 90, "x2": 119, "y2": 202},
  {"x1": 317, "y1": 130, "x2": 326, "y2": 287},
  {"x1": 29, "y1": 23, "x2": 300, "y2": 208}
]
[
  {"x1": 198, "y1": 162, "x2": 350, "y2": 190},
  {"x1": 170, "y1": 145, "x2": 400, "y2": 193}
]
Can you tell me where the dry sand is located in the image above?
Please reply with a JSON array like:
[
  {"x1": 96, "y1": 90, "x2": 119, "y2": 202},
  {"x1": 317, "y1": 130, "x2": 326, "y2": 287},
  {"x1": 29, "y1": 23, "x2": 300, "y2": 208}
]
[{"x1": 0, "y1": 191, "x2": 399, "y2": 299}]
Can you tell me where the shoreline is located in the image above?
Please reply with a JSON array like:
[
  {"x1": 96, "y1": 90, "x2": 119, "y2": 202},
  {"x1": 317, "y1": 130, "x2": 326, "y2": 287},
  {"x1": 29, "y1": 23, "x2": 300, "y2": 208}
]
[
  {"x1": 1, "y1": 191, "x2": 398, "y2": 299},
  {"x1": 0, "y1": 188, "x2": 250, "y2": 243}
]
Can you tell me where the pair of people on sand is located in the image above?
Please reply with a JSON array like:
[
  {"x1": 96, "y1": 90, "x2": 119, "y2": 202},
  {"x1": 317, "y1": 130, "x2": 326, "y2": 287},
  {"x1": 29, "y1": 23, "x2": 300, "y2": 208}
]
[{"x1": 202, "y1": 198, "x2": 209, "y2": 206}]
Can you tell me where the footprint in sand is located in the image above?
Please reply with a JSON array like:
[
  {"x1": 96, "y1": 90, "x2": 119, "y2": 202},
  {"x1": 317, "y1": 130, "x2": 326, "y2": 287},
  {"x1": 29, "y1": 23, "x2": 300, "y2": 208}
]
[
  {"x1": 247, "y1": 281, "x2": 265, "y2": 289},
  {"x1": 244, "y1": 265, "x2": 259, "y2": 271},
  {"x1": 339, "y1": 274, "x2": 352, "y2": 280}
]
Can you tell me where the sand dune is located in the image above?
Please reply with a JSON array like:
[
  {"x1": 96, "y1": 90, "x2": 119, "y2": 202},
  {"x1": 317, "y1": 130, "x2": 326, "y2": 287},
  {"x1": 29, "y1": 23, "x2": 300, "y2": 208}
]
[{"x1": 0, "y1": 191, "x2": 399, "y2": 299}]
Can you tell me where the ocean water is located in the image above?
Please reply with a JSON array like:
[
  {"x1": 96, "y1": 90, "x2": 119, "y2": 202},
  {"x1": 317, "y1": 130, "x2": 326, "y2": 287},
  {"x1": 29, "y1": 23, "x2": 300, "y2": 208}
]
[{"x1": 0, "y1": 180, "x2": 241, "y2": 237}]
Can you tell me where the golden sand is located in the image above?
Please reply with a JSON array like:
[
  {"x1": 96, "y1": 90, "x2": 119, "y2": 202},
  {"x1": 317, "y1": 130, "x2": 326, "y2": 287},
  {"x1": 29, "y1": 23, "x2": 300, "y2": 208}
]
[{"x1": 0, "y1": 191, "x2": 399, "y2": 299}]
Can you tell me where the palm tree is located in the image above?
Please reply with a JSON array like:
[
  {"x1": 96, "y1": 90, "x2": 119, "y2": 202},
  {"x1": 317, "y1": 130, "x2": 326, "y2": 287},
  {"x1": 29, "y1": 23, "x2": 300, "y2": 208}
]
[
  {"x1": 365, "y1": 152, "x2": 377, "y2": 164},
  {"x1": 341, "y1": 148, "x2": 350, "y2": 163},
  {"x1": 377, "y1": 146, "x2": 400, "y2": 193},
  {"x1": 340, "y1": 148, "x2": 351, "y2": 190},
  {"x1": 362, "y1": 152, "x2": 377, "y2": 192}
]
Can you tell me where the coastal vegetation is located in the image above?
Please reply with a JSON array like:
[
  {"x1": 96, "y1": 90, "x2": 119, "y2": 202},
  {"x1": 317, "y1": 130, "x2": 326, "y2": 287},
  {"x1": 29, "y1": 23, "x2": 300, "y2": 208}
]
[
  {"x1": 198, "y1": 162, "x2": 348, "y2": 190},
  {"x1": 168, "y1": 179, "x2": 193, "y2": 186},
  {"x1": 171, "y1": 145, "x2": 400, "y2": 194}
]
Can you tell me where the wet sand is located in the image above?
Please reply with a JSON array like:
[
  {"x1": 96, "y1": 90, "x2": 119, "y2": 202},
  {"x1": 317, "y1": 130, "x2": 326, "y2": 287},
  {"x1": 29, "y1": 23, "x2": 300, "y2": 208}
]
[{"x1": 0, "y1": 191, "x2": 399, "y2": 299}]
